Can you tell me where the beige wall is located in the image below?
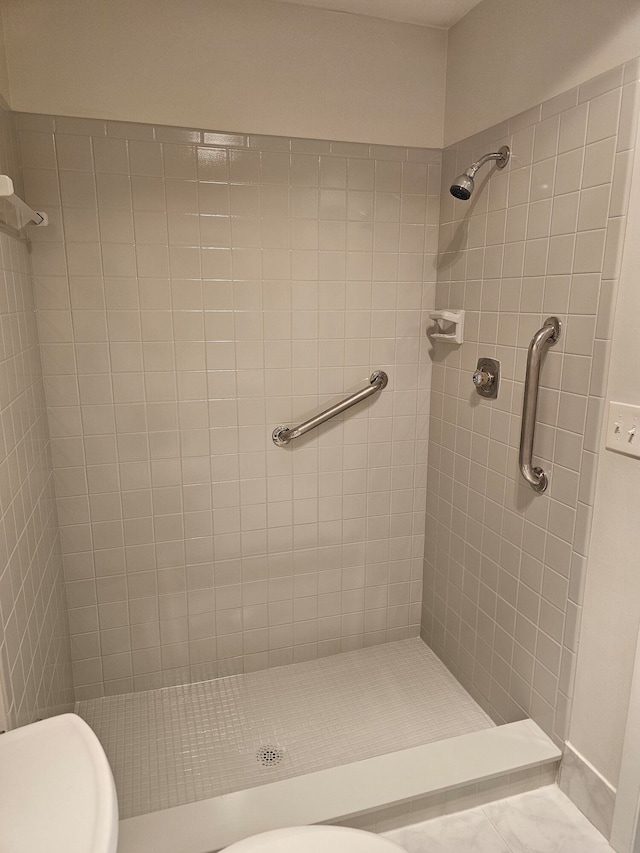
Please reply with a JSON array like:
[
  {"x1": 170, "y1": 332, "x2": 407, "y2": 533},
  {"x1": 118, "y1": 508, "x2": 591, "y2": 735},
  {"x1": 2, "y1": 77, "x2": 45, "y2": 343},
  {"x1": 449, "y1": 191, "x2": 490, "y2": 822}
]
[
  {"x1": 0, "y1": 10, "x2": 10, "y2": 108},
  {"x1": 445, "y1": 0, "x2": 640, "y2": 146},
  {"x1": 7, "y1": 0, "x2": 640, "y2": 151},
  {"x1": 0, "y1": 0, "x2": 446, "y2": 148},
  {"x1": 569, "y1": 86, "x2": 640, "y2": 789}
]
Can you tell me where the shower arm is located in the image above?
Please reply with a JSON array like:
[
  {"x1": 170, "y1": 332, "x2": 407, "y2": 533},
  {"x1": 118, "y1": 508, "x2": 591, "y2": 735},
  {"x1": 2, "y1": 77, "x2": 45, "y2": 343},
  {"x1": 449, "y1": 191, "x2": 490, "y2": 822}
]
[{"x1": 464, "y1": 151, "x2": 507, "y2": 177}]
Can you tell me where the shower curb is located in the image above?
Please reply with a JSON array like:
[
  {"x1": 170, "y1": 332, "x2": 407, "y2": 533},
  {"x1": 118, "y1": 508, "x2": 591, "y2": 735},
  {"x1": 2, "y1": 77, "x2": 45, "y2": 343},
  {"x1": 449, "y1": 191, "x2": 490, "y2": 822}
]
[{"x1": 118, "y1": 719, "x2": 560, "y2": 853}]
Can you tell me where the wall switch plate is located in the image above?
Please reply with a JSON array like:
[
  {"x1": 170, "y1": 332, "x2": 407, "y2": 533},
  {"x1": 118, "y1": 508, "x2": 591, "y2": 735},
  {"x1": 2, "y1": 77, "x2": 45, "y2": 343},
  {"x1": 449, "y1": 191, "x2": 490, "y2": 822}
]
[{"x1": 605, "y1": 401, "x2": 640, "y2": 458}]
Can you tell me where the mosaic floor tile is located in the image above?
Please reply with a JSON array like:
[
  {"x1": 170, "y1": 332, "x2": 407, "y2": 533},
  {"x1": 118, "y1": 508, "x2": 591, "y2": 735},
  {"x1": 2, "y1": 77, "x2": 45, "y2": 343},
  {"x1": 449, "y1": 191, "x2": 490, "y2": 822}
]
[{"x1": 77, "y1": 638, "x2": 493, "y2": 818}]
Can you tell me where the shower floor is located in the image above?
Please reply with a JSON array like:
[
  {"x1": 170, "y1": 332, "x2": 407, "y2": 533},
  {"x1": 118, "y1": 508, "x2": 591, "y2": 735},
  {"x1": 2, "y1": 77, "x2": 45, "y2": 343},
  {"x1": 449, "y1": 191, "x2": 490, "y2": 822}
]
[{"x1": 76, "y1": 638, "x2": 494, "y2": 820}]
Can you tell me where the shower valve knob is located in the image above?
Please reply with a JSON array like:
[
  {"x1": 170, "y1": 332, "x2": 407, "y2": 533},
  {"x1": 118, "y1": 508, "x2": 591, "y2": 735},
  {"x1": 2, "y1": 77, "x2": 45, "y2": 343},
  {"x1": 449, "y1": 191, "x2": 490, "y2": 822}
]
[
  {"x1": 472, "y1": 369, "x2": 493, "y2": 388},
  {"x1": 473, "y1": 358, "x2": 500, "y2": 399}
]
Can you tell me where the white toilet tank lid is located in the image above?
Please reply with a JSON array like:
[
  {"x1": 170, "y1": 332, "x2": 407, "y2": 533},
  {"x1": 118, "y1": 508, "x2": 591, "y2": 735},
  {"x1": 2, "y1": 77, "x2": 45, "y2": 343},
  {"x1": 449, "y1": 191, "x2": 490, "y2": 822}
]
[{"x1": 0, "y1": 713, "x2": 118, "y2": 853}]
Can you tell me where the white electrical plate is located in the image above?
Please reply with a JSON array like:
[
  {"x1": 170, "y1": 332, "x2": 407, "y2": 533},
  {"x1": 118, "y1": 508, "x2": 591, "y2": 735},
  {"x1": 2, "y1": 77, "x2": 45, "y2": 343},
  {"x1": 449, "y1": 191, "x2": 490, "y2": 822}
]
[{"x1": 606, "y1": 401, "x2": 640, "y2": 459}]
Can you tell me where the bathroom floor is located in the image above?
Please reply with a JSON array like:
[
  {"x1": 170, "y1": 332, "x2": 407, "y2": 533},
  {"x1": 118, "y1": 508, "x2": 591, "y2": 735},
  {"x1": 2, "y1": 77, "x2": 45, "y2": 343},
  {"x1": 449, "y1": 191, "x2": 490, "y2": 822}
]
[
  {"x1": 77, "y1": 638, "x2": 493, "y2": 819},
  {"x1": 384, "y1": 785, "x2": 612, "y2": 851}
]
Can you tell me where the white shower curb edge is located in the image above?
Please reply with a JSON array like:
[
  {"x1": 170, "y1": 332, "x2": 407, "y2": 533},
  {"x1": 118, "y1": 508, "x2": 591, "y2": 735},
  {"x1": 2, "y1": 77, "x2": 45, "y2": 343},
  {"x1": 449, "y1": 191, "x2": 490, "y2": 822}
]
[{"x1": 117, "y1": 719, "x2": 560, "y2": 853}]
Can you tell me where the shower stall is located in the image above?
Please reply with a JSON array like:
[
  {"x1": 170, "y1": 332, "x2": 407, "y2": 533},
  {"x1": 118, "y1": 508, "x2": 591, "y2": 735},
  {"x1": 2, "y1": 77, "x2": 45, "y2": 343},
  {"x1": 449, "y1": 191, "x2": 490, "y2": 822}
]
[{"x1": 0, "y1": 2, "x2": 639, "y2": 850}]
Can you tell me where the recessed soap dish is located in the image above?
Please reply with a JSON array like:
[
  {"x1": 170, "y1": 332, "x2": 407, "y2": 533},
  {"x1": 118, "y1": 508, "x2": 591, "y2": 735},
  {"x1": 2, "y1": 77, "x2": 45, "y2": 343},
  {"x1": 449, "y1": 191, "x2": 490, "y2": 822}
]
[{"x1": 428, "y1": 309, "x2": 464, "y2": 344}]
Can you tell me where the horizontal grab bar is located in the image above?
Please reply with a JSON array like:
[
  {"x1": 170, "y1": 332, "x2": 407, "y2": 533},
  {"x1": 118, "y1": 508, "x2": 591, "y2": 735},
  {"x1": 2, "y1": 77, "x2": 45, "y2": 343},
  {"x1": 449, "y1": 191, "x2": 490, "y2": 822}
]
[
  {"x1": 272, "y1": 371, "x2": 388, "y2": 447},
  {"x1": 519, "y1": 317, "x2": 561, "y2": 492}
]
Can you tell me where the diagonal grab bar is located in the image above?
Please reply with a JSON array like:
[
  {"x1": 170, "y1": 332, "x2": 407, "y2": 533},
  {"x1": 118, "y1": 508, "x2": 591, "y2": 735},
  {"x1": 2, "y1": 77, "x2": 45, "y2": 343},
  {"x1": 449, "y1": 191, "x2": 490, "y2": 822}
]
[
  {"x1": 272, "y1": 371, "x2": 388, "y2": 447},
  {"x1": 519, "y1": 317, "x2": 561, "y2": 492}
]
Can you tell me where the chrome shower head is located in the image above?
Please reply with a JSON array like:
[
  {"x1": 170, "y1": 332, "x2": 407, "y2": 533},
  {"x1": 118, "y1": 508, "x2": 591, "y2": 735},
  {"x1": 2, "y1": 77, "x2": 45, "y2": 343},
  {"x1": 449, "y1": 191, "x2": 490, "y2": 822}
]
[
  {"x1": 449, "y1": 145, "x2": 510, "y2": 201},
  {"x1": 450, "y1": 173, "x2": 474, "y2": 200}
]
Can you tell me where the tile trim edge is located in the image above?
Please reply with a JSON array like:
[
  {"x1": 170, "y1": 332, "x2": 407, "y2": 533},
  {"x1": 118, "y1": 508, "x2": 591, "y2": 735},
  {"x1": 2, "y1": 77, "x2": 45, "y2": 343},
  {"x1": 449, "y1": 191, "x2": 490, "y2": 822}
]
[{"x1": 559, "y1": 741, "x2": 616, "y2": 839}]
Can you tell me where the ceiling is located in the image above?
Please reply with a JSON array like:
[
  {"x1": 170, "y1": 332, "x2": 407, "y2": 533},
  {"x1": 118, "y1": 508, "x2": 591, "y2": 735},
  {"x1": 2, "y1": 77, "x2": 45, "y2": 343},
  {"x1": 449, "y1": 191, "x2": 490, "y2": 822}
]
[{"x1": 274, "y1": 0, "x2": 484, "y2": 29}]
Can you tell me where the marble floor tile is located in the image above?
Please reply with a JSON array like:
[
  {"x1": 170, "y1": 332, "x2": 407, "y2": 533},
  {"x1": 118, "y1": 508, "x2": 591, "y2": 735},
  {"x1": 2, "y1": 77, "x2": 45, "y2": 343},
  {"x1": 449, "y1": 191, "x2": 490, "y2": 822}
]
[
  {"x1": 482, "y1": 785, "x2": 613, "y2": 852},
  {"x1": 385, "y1": 808, "x2": 511, "y2": 852},
  {"x1": 385, "y1": 785, "x2": 613, "y2": 853}
]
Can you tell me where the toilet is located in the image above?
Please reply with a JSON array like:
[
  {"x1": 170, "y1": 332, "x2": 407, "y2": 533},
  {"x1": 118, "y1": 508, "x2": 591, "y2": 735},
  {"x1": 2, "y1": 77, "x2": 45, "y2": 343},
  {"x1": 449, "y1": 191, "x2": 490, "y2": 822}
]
[{"x1": 222, "y1": 825, "x2": 405, "y2": 851}]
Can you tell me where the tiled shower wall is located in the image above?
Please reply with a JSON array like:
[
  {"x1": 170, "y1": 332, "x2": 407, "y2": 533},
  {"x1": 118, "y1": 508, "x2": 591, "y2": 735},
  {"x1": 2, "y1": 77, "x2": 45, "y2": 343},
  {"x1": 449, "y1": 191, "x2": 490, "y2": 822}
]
[
  {"x1": 19, "y1": 112, "x2": 439, "y2": 698},
  {"x1": 0, "y1": 103, "x2": 73, "y2": 727},
  {"x1": 422, "y1": 59, "x2": 640, "y2": 746}
]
